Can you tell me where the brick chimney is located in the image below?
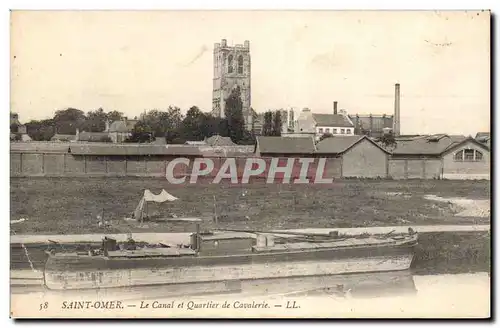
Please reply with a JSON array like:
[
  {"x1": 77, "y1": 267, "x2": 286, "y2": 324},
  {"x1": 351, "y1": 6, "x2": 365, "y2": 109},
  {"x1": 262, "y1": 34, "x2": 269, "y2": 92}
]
[
  {"x1": 333, "y1": 101, "x2": 338, "y2": 115},
  {"x1": 394, "y1": 83, "x2": 401, "y2": 136}
]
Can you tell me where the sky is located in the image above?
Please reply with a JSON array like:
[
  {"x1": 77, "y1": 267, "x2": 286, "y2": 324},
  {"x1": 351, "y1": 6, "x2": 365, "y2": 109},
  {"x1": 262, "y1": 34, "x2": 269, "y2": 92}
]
[{"x1": 10, "y1": 10, "x2": 490, "y2": 135}]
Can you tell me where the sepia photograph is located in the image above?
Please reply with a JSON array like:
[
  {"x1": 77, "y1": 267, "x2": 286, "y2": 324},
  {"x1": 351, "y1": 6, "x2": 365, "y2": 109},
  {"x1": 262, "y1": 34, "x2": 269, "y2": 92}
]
[{"x1": 9, "y1": 9, "x2": 491, "y2": 319}]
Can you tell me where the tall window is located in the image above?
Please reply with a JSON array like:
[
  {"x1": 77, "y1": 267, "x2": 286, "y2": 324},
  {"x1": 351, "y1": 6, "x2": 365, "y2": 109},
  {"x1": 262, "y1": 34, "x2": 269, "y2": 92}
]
[
  {"x1": 228, "y1": 55, "x2": 234, "y2": 73},
  {"x1": 347, "y1": 129, "x2": 352, "y2": 134},
  {"x1": 454, "y1": 149, "x2": 484, "y2": 162},
  {"x1": 341, "y1": 129, "x2": 345, "y2": 134},
  {"x1": 325, "y1": 128, "x2": 330, "y2": 133},
  {"x1": 238, "y1": 55, "x2": 244, "y2": 74},
  {"x1": 464, "y1": 149, "x2": 474, "y2": 161},
  {"x1": 318, "y1": 128, "x2": 323, "y2": 133},
  {"x1": 333, "y1": 129, "x2": 337, "y2": 134}
]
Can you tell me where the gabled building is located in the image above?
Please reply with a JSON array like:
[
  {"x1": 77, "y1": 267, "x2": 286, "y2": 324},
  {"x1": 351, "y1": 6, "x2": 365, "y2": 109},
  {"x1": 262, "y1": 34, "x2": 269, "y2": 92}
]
[
  {"x1": 294, "y1": 103, "x2": 354, "y2": 140},
  {"x1": 316, "y1": 135, "x2": 390, "y2": 178},
  {"x1": 106, "y1": 117, "x2": 139, "y2": 143},
  {"x1": 390, "y1": 134, "x2": 490, "y2": 180}
]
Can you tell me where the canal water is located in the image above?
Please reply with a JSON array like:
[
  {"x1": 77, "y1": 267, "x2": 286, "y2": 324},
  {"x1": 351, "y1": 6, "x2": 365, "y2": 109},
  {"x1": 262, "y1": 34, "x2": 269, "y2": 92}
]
[{"x1": 10, "y1": 272, "x2": 490, "y2": 318}]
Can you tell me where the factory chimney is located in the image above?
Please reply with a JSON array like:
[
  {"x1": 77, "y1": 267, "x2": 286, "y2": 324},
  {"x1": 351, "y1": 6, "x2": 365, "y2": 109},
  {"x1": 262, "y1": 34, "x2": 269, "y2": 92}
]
[
  {"x1": 393, "y1": 83, "x2": 401, "y2": 136},
  {"x1": 333, "y1": 101, "x2": 338, "y2": 115}
]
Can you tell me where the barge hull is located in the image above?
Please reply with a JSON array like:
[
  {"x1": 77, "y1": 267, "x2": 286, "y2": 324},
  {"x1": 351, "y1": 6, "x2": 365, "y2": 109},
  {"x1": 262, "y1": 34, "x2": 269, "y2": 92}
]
[{"x1": 44, "y1": 253, "x2": 414, "y2": 290}]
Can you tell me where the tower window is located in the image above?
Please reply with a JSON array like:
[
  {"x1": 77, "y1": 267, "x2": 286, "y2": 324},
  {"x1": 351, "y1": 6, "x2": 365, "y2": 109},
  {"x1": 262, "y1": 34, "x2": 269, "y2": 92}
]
[
  {"x1": 238, "y1": 55, "x2": 244, "y2": 74},
  {"x1": 228, "y1": 55, "x2": 233, "y2": 73}
]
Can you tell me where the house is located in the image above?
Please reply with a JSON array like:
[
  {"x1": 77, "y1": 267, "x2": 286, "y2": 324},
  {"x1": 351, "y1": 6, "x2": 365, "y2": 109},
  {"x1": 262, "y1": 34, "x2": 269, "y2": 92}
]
[
  {"x1": 390, "y1": 134, "x2": 490, "y2": 180},
  {"x1": 255, "y1": 136, "x2": 316, "y2": 157},
  {"x1": 316, "y1": 135, "x2": 390, "y2": 178},
  {"x1": 10, "y1": 112, "x2": 29, "y2": 141},
  {"x1": 106, "y1": 117, "x2": 139, "y2": 143},
  {"x1": 294, "y1": 105, "x2": 354, "y2": 140},
  {"x1": 10, "y1": 112, "x2": 27, "y2": 134}
]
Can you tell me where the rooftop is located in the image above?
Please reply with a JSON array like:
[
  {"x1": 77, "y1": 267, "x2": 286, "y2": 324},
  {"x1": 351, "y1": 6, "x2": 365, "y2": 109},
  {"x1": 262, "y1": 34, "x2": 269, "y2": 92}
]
[
  {"x1": 316, "y1": 135, "x2": 390, "y2": 155},
  {"x1": 391, "y1": 134, "x2": 472, "y2": 155},
  {"x1": 312, "y1": 113, "x2": 353, "y2": 128},
  {"x1": 256, "y1": 136, "x2": 316, "y2": 154}
]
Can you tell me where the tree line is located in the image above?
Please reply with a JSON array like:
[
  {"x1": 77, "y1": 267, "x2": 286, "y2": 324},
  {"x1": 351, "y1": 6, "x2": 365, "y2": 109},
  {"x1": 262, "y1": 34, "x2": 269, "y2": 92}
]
[{"x1": 18, "y1": 86, "x2": 284, "y2": 144}]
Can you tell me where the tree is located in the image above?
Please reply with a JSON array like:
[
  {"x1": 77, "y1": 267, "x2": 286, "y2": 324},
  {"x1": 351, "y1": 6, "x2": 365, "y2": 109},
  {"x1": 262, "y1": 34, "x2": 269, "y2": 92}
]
[
  {"x1": 26, "y1": 119, "x2": 55, "y2": 141},
  {"x1": 52, "y1": 108, "x2": 86, "y2": 134},
  {"x1": 106, "y1": 110, "x2": 124, "y2": 122},
  {"x1": 272, "y1": 110, "x2": 282, "y2": 136},
  {"x1": 125, "y1": 120, "x2": 155, "y2": 143},
  {"x1": 379, "y1": 130, "x2": 397, "y2": 149},
  {"x1": 83, "y1": 108, "x2": 107, "y2": 132},
  {"x1": 262, "y1": 111, "x2": 273, "y2": 136},
  {"x1": 224, "y1": 86, "x2": 245, "y2": 143},
  {"x1": 167, "y1": 106, "x2": 184, "y2": 131},
  {"x1": 181, "y1": 106, "x2": 205, "y2": 141}
]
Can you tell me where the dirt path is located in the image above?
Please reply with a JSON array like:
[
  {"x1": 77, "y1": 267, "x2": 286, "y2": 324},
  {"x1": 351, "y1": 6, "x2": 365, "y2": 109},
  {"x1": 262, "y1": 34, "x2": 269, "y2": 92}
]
[{"x1": 423, "y1": 195, "x2": 490, "y2": 217}]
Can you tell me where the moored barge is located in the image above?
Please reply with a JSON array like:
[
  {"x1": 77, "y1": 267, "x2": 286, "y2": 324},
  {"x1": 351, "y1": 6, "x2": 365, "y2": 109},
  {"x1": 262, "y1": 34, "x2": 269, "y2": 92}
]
[{"x1": 44, "y1": 228, "x2": 418, "y2": 290}]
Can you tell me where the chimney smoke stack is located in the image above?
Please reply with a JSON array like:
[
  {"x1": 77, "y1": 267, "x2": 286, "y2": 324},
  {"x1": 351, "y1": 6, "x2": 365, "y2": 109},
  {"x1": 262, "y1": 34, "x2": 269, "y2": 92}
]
[
  {"x1": 333, "y1": 101, "x2": 338, "y2": 115},
  {"x1": 394, "y1": 83, "x2": 401, "y2": 136}
]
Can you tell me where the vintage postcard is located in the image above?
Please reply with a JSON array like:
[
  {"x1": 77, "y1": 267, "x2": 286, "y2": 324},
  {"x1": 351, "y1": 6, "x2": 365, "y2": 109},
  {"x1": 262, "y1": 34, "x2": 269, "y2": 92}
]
[{"x1": 9, "y1": 10, "x2": 490, "y2": 319}]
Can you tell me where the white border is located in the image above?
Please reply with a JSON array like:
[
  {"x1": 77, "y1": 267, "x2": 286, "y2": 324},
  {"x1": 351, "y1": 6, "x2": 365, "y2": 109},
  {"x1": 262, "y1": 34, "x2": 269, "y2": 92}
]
[{"x1": 3, "y1": 1, "x2": 497, "y2": 326}]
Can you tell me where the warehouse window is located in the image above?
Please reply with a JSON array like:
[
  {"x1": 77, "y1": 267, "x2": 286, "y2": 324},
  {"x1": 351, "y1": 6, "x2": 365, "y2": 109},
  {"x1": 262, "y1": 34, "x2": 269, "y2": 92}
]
[{"x1": 454, "y1": 149, "x2": 484, "y2": 162}]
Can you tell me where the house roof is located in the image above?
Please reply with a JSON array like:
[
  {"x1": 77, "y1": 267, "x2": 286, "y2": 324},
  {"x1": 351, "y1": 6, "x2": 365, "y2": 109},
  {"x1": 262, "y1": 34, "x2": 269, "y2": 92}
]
[
  {"x1": 391, "y1": 134, "x2": 469, "y2": 155},
  {"x1": 312, "y1": 114, "x2": 353, "y2": 128},
  {"x1": 256, "y1": 136, "x2": 316, "y2": 154},
  {"x1": 108, "y1": 119, "x2": 138, "y2": 133},
  {"x1": 205, "y1": 135, "x2": 236, "y2": 147},
  {"x1": 316, "y1": 135, "x2": 390, "y2": 155}
]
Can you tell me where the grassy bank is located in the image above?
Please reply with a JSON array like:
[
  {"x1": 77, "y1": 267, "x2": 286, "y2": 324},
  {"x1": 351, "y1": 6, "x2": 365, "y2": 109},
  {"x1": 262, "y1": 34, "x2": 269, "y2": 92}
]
[
  {"x1": 10, "y1": 177, "x2": 490, "y2": 235},
  {"x1": 412, "y1": 231, "x2": 490, "y2": 275}
]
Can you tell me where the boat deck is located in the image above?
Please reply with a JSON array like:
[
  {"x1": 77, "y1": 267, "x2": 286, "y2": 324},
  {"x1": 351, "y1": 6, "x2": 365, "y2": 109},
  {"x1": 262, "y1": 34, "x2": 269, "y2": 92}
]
[{"x1": 253, "y1": 236, "x2": 415, "y2": 252}]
